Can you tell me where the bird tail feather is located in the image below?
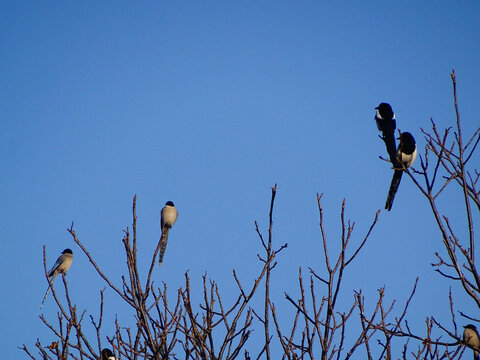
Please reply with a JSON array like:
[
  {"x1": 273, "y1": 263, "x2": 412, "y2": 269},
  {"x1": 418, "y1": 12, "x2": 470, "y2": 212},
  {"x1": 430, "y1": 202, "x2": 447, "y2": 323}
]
[
  {"x1": 40, "y1": 273, "x2": 57, "y2": 308},
  {"x1": 385, "y1": 170, "x2": 403, "y2": 211},
  {"x1": 159, "y1": 230, "x2": 170, "y2": 265},
  {"x1": 384, "y1": 132, "x2": 400, "y2": 167}
]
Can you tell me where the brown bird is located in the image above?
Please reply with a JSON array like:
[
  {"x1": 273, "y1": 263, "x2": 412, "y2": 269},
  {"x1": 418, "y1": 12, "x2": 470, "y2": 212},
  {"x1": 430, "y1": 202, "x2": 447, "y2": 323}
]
[{"x1": 464, "y1": 324, "x2": 480, "y2": 360}]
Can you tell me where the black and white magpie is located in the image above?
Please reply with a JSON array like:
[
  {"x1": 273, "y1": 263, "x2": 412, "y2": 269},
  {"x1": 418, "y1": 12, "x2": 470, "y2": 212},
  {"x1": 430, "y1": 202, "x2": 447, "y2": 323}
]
[
  {"x1": 375, "y1": 102, "x2": 400, "y2": 167},
  {"x1": 385, "y1": 131, "x2": 417, "y2": 211},
  {"x1": 101, "y1": 348, "x2": 117, "y2": 360}
]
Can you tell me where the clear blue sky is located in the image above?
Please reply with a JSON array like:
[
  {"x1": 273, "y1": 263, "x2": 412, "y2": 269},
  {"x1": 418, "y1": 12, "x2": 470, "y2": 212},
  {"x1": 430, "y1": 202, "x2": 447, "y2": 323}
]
[{"x1": 1, "y1": 2, "x2": 479, "y2": 358}]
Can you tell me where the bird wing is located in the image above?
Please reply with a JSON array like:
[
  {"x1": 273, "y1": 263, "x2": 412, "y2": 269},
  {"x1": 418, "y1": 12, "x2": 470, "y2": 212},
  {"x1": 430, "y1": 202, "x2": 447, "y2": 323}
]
[
  {"x1": 48, "y1": 255, "x2": 64, "y2": 277},
  {"x1": 385, "y1": 169, "x2": 403, "y2": 211}
]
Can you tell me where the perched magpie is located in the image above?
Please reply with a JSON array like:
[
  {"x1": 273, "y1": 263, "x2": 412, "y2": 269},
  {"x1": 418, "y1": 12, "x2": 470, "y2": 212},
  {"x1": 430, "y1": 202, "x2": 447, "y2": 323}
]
[
  {"x1": 101, "y1": 348, "x2": 117, "y2": 360},
  {"x1": 385, "y1": 132, "x2": 417, "y2": 211},
  {"x1": 159, "y1": 201, "x2": 178, "y2": 265},
  {"x1": 375, "y1": 103, "x2": 400, "y2": 167},
  {"x1": 464, "y1": 324, "x2": 480, "y2": 360},
  {"x1": 41, "y1": 248, "x2": 74, "y2": 308}
]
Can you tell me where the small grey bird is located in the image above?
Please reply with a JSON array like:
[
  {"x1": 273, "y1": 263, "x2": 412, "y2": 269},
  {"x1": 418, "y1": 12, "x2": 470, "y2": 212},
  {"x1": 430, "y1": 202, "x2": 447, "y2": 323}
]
[
  {"x1": 41, "y1": 248, "x2": 74, "y2": 308},
  {"x1": 464, "y1": 324, "x2": 480, "y2": 360},
  {"x1": 101, "y1": 348, "x2": 117, "y2": 360},
  {"x1": 385, "y1": 131, "x2": 417, "y2": 211},
  {"x1": 375, "y1": 102, "x2": 399, "y2": 167},
  {"x1": 159, "y1": 201, "x2": 178, "y2": 265}
]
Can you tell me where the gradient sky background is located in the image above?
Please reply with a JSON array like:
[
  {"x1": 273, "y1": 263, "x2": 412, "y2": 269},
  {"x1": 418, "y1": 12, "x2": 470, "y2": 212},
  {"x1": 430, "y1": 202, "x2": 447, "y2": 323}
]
[{"x1": 1, "y1": 2, "x2": 479, "y2": 359}]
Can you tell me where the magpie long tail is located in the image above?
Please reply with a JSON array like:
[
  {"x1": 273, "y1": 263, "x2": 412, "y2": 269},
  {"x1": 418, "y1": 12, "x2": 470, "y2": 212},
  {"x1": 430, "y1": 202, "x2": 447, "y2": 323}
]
[
  {"x1": 158, "y1": 230, "x2": 170, "y2": 265},
  {"x1": 385, "y1": 170, "x2": 403, "y2": 211},
  {"x1": 383, "y1": 131, "x2": 400, "y2": 167}
]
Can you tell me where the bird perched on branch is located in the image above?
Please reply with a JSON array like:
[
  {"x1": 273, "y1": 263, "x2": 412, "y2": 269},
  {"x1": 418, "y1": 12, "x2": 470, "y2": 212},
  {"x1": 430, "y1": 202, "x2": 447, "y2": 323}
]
[
  {"x1": 101, "y1": 348, "x2": 117, "y2": 360},
  {"x1": 464, "y1": 324, "x2": 480, "y2": 360},
  {"x1": 41, "y1": 248, "x2": 73, "y2": 308},
  {"x1": 159, "y1": 201, "x2": 178, "y2": 265},
  {"x1": 375, "y1": 102, "x2": 400, "y2": 167},
  {"x1": 385, "y1": 132, "x2": 417, "y2": 211}
]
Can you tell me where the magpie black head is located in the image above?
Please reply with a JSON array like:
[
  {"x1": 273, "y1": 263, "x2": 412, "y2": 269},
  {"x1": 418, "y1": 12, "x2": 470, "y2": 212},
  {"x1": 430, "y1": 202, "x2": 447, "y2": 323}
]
[
  {"x1": 101, "y1": 348, "x2": 114, "y2": 359},
  {"x1": 62, "y1": 249, "x2": 73, "y2": 254},
  {"x1": 399, "y1": 132, "x2": 416, "y2": 155},
  {"x1": 375, "y1": 102, "x2": 394, "y2": 120},
  {"x1": 464, "y1": 324, "x2": 478, "y2": 331},
  {"x1": 165, "y1": 201, "x2": 175, "y2": 207}
]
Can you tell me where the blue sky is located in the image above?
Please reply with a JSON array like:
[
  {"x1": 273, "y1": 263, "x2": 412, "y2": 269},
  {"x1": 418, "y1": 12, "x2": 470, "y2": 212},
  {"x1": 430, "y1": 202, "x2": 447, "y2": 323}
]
[{"x1": 1, "y1": 1, "x2": 479, "y2": 358}]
